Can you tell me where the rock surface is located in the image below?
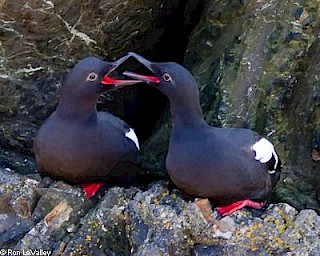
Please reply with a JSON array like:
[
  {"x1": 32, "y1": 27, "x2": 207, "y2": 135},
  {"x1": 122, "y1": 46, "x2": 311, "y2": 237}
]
[{"x1": 1, "y1": 166, "x2": 320, "y2": 255}]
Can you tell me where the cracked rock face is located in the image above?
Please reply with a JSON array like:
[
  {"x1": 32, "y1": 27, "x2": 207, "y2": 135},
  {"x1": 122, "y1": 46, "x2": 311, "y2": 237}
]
[{"x1": 1, "y1": 170, "x2": 320, "y2": 255}]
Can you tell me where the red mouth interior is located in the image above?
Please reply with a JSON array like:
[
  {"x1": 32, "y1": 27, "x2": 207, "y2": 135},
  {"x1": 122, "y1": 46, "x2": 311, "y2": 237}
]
[{"x1": 102, "y1": 75, "x2": 121, "y2": 85}]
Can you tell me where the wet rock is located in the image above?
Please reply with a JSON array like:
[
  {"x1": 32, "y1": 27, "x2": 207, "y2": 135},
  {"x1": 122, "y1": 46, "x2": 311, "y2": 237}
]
[
  {"x1": 127, "y1": 182, "x2": 192, "y2": 255},
  {"x1": 14, "y1": 181, "x2": 93, "y2": 251},
  {"x1": 0, "y1": 179, "x2": 320, "y2": 254},
  {"x1": 60, "y1": 186, "x2": 136, "y2": 256},
  {"x1": 0, "y1": 167, "x2": 40, "y2": 217},
  {"x1": 0, "y1": 213, "x2": 34, "y2": 249},
  {"x1": 192, "y1": 244, "x2": 259, "y2": 256},
  {"x1": 0, "y1": 167, "x2": 41, "y2": 248},
  {"x1": 282, "y1": 209, "x2": 320, "y2": 254},
  {"x1": 58, "y1": 182, "x2": 320, "y2": 255},
  {"x1": 125, "y1": 184, "x2": 320, "y2": 255},
  {"x1": 0, "y1": 148, "x2": 37, "y2": 175},
  {"x1": 31, "y1": 181, "x2": 92, "y2": 223}
]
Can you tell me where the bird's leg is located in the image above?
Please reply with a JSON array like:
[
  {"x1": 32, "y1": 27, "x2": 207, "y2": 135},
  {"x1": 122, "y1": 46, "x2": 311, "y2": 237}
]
[
  {"x1": 216, "y1": 199, "x2": 265, "y2": 216},
  {"x1": 81, "y1": 182, "x2": 104, "y2": 199}
]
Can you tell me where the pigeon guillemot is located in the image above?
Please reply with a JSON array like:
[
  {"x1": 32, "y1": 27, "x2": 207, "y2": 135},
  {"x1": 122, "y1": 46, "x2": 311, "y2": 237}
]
[
  {"x1": 34, "y1": 56, "x2": 141, "y2": 199},
  {"x1": 123, "y1": 52, "x2": 281, "y2": 215}
]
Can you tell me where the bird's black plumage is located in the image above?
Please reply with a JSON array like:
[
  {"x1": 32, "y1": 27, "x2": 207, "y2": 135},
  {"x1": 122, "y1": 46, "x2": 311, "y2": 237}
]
[
  {"x1": 124, "y1": 52, "x2": 281, "y2": 207},
  {"x1": 34, "y1": 56, "x2": 140, "y2": 185}
]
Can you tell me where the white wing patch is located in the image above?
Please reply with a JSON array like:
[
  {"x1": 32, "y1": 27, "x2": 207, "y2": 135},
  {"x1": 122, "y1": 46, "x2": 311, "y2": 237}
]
[
  {"x1": 125, "y1": 128, "x2": 140, "y2": 150},
  {"x1": 251, "y1": 138, "x2": 278, "y2": 172}
]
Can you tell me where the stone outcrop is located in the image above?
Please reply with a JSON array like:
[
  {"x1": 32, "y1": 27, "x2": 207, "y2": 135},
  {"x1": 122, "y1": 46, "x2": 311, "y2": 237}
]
[{"x1": 1, "y1": 169, "x2": 320, "y2": 255}]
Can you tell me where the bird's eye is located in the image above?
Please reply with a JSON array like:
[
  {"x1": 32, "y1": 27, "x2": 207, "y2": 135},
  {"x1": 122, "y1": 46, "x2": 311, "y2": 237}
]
[
  {"x1": 162, "y1": 73, "x2": 172, "y2": 82},
  {"x1": 86, "y1": 72, "x2": 98, "y2": 81}
]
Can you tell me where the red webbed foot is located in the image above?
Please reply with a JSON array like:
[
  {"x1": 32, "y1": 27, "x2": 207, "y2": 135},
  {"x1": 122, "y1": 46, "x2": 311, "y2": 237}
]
[
  {"x1": 81, "y1": 182, "x2": 104, "y2": 199},
  {"x1": 216, "y1": 199, "x2": 265, "y2": 216}
]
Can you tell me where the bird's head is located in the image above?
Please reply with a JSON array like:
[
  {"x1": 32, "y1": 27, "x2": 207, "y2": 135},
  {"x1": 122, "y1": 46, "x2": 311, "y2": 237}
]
[{"x1": 60, "y1": 55, "x2": 140, "y2": 103}]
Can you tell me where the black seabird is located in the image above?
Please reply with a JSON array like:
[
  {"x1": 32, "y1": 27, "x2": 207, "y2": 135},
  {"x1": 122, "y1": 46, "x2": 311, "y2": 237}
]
[
  {"x1": 34, "y1": 56, "x2": 140, "y2": 199},
  {"x1": 123, "y1": 52, "x2": 281, "y2": 215}
]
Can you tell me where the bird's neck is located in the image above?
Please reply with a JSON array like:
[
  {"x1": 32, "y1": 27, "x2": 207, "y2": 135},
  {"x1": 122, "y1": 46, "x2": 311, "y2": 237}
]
[
  {"x1": 56, "y1": 100, "x2": 97, "y2": 122},
  {"x1": 170, "y1": 98, "x2": 206, "y2": 129}
]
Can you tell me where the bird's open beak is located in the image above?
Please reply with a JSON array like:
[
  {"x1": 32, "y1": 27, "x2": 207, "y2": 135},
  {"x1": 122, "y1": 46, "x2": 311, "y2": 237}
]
[
  {"x1": 122, "y1": 52, "x2": 160, "y2": 84},
  {"x1": 101, "y1": 55, "x2": 141, "y2": 88}
]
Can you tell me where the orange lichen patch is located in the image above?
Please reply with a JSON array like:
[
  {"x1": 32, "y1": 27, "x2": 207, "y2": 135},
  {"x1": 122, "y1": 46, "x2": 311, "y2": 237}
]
[
  {"x1": 243, "y1": 224, "x2": 268, "y2": 251},
  {"x1": 44, "y1": 200, "x2": 72, "y2": 228},
  {"x1": 274, "y1": 237, "x2": 285, "y2": 246},
  {"x1": 153, "y1": 198, "x2": 160, "y2": 205},
  {"x1": 236, "y1": 230, "x2": 243, "y2": 238},
  {"x1": 264, "y1": 216, "x2": 273, "y2": 222},
  {"x1": 162, "y1": 190, "x2": 169, "y2": 197},
  {"x1": 274, "y1": 219, "x2": 280, "y2": 225},
  {"x1": 88, "y1": 219, "x2": 100, "y2": 229},
  {"x1": 69, "y1": 244, "x2": 84, "y2": 256},
  {"x1": 278, "y1": 224, "x2": 287, "y2": 234},
  {"x1": 239, "y1": 208, "x2": 294, "y2": 253},
  {"x1": 257, "y1": 223, "x2": 263, "y2": 228},
  {"x1": 245, "y1": 227, "x2": 254, "y2": 239},
  {"x1": 56, "y1": 241, "x2": 67, "y2": 256},
  {"x1": 263, "y1": 209, "x2": 291, "y2": 235},
  {"x1": 153, "y1": 190, "x2": 174, "y2": 205},
  {"x1": 195, "y1": 198, "x2": 214, "y2": 223}
]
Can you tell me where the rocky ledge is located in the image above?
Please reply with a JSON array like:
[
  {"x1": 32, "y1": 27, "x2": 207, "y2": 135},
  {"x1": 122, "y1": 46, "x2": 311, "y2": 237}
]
[{"x1": 0, "y1": 166, "x2": 319, "y2": 256}]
